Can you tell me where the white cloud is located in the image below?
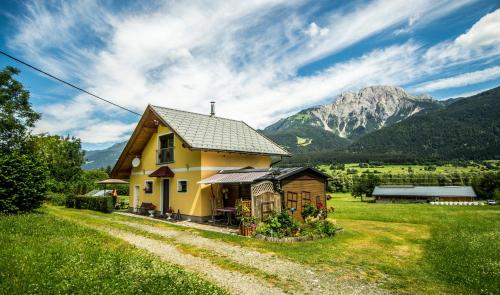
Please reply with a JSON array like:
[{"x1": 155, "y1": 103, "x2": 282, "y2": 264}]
[
  {"x1": 424, "y1": 9, "x2": 500, "y2": 67},
  {"x1": 413, "y1": 66, "x2": 500, "y2": 92},
  {"x1": 8, "y1": 0, "x2": 490, "y2": 148},
  {"x1": 74, "y1": 122, "x2": 137, "y2": 144}
]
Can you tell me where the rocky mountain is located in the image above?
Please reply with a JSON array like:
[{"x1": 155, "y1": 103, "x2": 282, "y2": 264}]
[
  {"x1": 349, "y1": 86, "x2": 500, "y2": 160},
  {"x1": 263, "y1": 86, "x2": 443, "y2": 153},
  {"x1": 83, "y1": 141, "x2": 127, "y2": 170}
]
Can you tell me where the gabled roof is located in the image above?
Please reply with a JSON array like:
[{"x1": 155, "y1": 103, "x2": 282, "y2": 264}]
[
  {"x1": 150, "y1": 105, "x2": 289, "y2": 156},
  {"x1": 111, "y1": 105, "x2": 289, "y2": 179},
  {"x1": 373, "y1": 186, "x2": 476, "y2": 197},
  {"x1": 271, "y1": 167, "x2": 331, "y2": 180}
]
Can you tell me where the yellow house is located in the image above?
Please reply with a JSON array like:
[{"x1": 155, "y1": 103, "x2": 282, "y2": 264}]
[{"x1": 111, "y1": 104, "x2": 289, "y2": 222}]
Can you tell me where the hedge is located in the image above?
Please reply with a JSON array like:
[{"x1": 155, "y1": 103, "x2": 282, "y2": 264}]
[{"x1": 66, "y1": 195, "x2": 113, "y2": 213}]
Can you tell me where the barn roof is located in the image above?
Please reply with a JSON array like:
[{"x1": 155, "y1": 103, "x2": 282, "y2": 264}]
[{"x1": 372, "y1": 186, "x2": 476, "y2": 197}]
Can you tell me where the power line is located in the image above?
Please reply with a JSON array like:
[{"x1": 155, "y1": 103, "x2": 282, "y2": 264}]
[{"x1": 0, "y1": 49, "x2": 141, "y2": 116}]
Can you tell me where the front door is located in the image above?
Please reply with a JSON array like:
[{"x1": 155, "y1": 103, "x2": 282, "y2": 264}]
[
  {"x1": 133, "y1": 185, "x2": 140, "y2": 212},
  {"x1": 162, "y1": 179, "x2": 170, "y2": 213}
]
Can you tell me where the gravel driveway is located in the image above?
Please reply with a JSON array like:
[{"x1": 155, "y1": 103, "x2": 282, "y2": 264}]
[{"x1": 61, "y1": 211, "x2": 387, "y2": 295}]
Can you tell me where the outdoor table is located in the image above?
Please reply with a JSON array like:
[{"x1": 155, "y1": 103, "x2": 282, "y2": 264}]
[{"x1": 216, "y1": 207, "x2": 236, "y2": 226}]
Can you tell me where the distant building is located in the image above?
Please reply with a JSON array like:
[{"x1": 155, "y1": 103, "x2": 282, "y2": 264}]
[{"x1": 372, "y1": 185, "x2": 476, "y2": 203}]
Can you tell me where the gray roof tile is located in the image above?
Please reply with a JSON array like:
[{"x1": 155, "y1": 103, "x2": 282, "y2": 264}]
[{"x1": 151, "y1": 105, "x2": 289, "y2": 156}]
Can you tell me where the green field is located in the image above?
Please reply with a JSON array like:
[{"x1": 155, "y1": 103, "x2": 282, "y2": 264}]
[
  {"x1": 0, "y1": 212, "x2": 226, "y2": 294},
  {"x1": 2, "y1": 199, "x2": 499, "y2": 294},
  {"x1": 317, "y1": 162, "x2": 495, "y2": 175}
]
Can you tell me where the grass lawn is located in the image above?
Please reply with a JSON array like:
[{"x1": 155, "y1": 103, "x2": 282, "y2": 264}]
[
  {"x1": 45, "y1": 196, "x2": 500, "y2": 294},
  {"x1": 328, "y1": 193, "x2": 500, "y2": 294},
  {"x1": 0, "y1": 212, "x2": 227, "y2": 295}
]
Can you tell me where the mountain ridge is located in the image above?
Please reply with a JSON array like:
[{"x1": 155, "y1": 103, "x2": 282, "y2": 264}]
[{"x1": 263, "y1": 85, "x2": 443, "y2": 153}]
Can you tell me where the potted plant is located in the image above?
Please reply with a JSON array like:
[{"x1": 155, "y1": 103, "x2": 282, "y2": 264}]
[
  {"x1": 240, "y1": 215, "x2": 257, "y2": 236},
  {"x1": 236, "y1": 202, "x2": 256, "y2": 236},
  {"x1": 165, "y1": 207, "x2": 174, "y2": 220},
  {"x1": 146, "y1": 204, "x2": 156, "y2": 217}
]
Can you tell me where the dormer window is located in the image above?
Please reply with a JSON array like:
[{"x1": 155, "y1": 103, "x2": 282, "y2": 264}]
[{"x1": 158, "y1": 133, "x2": 174, "y2": 164}]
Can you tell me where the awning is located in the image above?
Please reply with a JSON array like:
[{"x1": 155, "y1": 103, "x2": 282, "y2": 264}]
[
  {"x1": 149, "y1": 166, "x2": 175, "y2": 177},
  {"x1": 96, "y1": 179, "x2": 129, "y2": 184},
  {"x1": 198, "y1": 171, "x2": 270, "y2": 184}
]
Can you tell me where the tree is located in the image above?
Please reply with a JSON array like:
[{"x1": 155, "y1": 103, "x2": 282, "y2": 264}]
[
  {"x1": 0, "y1": 151, "x2": 48, "y2": 213},
  {"x1": 0, "y1": 66, "x2": 48, "y2": 213},
  {"x1": 33, "y1": 134, "x2": 85, "y2": 193},
  {"x1": 0, "y1": 66, "x2": 41, "y2": 153},
  {"x1": 352, "y1": 174, "x2": 381, "y2": 201}
]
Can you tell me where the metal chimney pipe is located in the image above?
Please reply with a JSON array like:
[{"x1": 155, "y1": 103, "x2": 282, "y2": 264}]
[{"x1": 210, "y1": 101, "x2": 215, "y2": 116}]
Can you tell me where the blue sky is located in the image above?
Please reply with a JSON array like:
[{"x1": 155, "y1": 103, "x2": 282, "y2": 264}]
[{"x1": 0, "y1": 0, "x2": 499, "y2": 150}]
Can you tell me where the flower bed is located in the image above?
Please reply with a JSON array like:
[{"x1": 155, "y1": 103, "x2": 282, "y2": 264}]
[{"x1": 253, "y1": 205, "x2": 340, "y2": 241}]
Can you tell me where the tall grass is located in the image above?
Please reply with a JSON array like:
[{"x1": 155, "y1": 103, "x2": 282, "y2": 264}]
[{"x1": 0, "y1": 212, "x2": 227, "y2": 295}]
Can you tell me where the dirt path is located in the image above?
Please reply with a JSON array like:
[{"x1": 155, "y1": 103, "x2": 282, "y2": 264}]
[
  {"x1": 54, "y1": 209, "x2": 387, "y2": 294},
  {"x1": 111, "y1": 217, "x2": 385, "y2": 295},
  {"x1": 98, "y1": 226, "x2": 285, "y2": 295}
]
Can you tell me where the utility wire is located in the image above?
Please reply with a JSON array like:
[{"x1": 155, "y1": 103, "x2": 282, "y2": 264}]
[{"x1": 0, "y1": 49, "x2": 141, "y2": 116}]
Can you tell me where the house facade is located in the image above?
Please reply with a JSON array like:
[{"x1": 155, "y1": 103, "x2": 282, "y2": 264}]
[{"x1": 111, "y1": 104, "x2": 289, "y2": 221}]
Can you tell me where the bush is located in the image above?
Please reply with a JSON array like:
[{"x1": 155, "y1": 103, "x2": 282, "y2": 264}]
[
  {"x1": 301, "y1": 203, "x2": 319, "y2": 219},
  {"x1": 302, "y1": 217, "x2": 338, "y2": 237},
  {"x1": 0, "y1": 152, "x2": 48, "y2": 214},
  {"x1": 66, "y1": 196, "x2": 113, "y2": 213},
  {"x1": 256, "y1": 211, "x2": 299, "y2": 238},
  {"x1": 45, "y1": 192, "x2": 68, "y2": 206}
]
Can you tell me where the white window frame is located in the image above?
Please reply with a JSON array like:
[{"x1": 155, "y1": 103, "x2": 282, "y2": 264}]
[
  {"x1": 144, "y1": 180, "x2": 154, "y2": 194},
  {"x1": 177, "y1": 179, "x2": 188, "y2": 193}
]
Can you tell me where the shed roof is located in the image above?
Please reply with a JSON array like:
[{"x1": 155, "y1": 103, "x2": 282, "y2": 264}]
[
  {"x1": 151, "y1": 105, "x2": 289, "y2": 156},
  {"x1": 372, "y1": 186, "x2": 476, "y2": 197},
  {"x1": 198, "y1": 171, "x2": 271, "y2": 184}
]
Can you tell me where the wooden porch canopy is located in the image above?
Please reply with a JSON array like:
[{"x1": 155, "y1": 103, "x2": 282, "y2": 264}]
[
  {"x1": 149, "y1": 166, "x2": 175, "y2": 177},
  {"x1": 198, "y1": 171, "x2": 270, "y2": 184}
]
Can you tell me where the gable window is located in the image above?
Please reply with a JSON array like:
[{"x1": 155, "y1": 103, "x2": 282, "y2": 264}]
[
  {"x1": 158, "y1": 133, "x2": 174, "y2": 164},
  {"x1": 144, "y1": 181, "x2": 153, "y2": 194},
  {"x1": 177, "y1": 180, "x2": 187, "y2": 193}
]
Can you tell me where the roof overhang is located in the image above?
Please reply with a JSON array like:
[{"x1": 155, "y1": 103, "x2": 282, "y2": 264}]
[{"x1": 149, "y1": 166, "x2": 175, "y2": 178}]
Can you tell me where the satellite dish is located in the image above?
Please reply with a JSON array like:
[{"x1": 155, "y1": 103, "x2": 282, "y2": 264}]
[{"x1": 132, "y1": 157, "x2": 141, "y2": 168}]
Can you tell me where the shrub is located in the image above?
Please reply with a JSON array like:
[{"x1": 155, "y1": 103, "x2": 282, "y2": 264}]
[
  {"x1": 301, "y1": 203, "x2": 319, "y2": 219},
  {"x1": 256, "y1": 210, "x2": 299, "y2": 238},
  {"x1": 0, "y1": 152, "x2": 48, "y2": 214},
  {"x1": 45, "y1": 192, "x2": 67, "y2": 206},
  {"x1": 67, "y1": 196, "x2": 113, "y2": 213},
  {"x1": 302, "y1": 217, "x2": 338, "y2": 237}
]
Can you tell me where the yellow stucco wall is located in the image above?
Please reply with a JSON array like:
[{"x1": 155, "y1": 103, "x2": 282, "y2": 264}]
[{"x1": 128, "y1": 124, "x2": 273, "y2": 218}]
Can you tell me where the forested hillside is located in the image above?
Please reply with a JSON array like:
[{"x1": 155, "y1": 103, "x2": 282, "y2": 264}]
[{"x1": 349, "y1": 87, "x2": 500, "y2": 160}]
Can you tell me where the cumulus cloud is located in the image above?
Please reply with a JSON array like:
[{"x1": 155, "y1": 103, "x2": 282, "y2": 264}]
[{"x1": 6, "y1": 0, "x2": 490, "y2": 148}]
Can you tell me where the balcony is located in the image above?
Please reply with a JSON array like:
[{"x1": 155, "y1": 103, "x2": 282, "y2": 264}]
[{"x1": 157, "y1": 147, "x2": 174, "y2": 164}]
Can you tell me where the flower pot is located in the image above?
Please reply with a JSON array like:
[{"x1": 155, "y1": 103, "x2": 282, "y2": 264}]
[
  {"x1": 240, "y1": 224, "x2": 255, "y2": 236},
  {"x1": 166, "y1": 212, "x2": 172, "y2": 220},
  {"x1": 148, "y1": 210, "x2": 155, "y2": 217}
]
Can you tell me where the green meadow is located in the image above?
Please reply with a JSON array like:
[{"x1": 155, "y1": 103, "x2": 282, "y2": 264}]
[
  {"x1": 0, "y1": 213, "x2": 227, "y2": 295},
  {"x1": 317, "y1": 162, "x2": 495, "y2": 175},
  {"x1": 1, "y1": 198, "x2": 498, "y2": 294}
]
